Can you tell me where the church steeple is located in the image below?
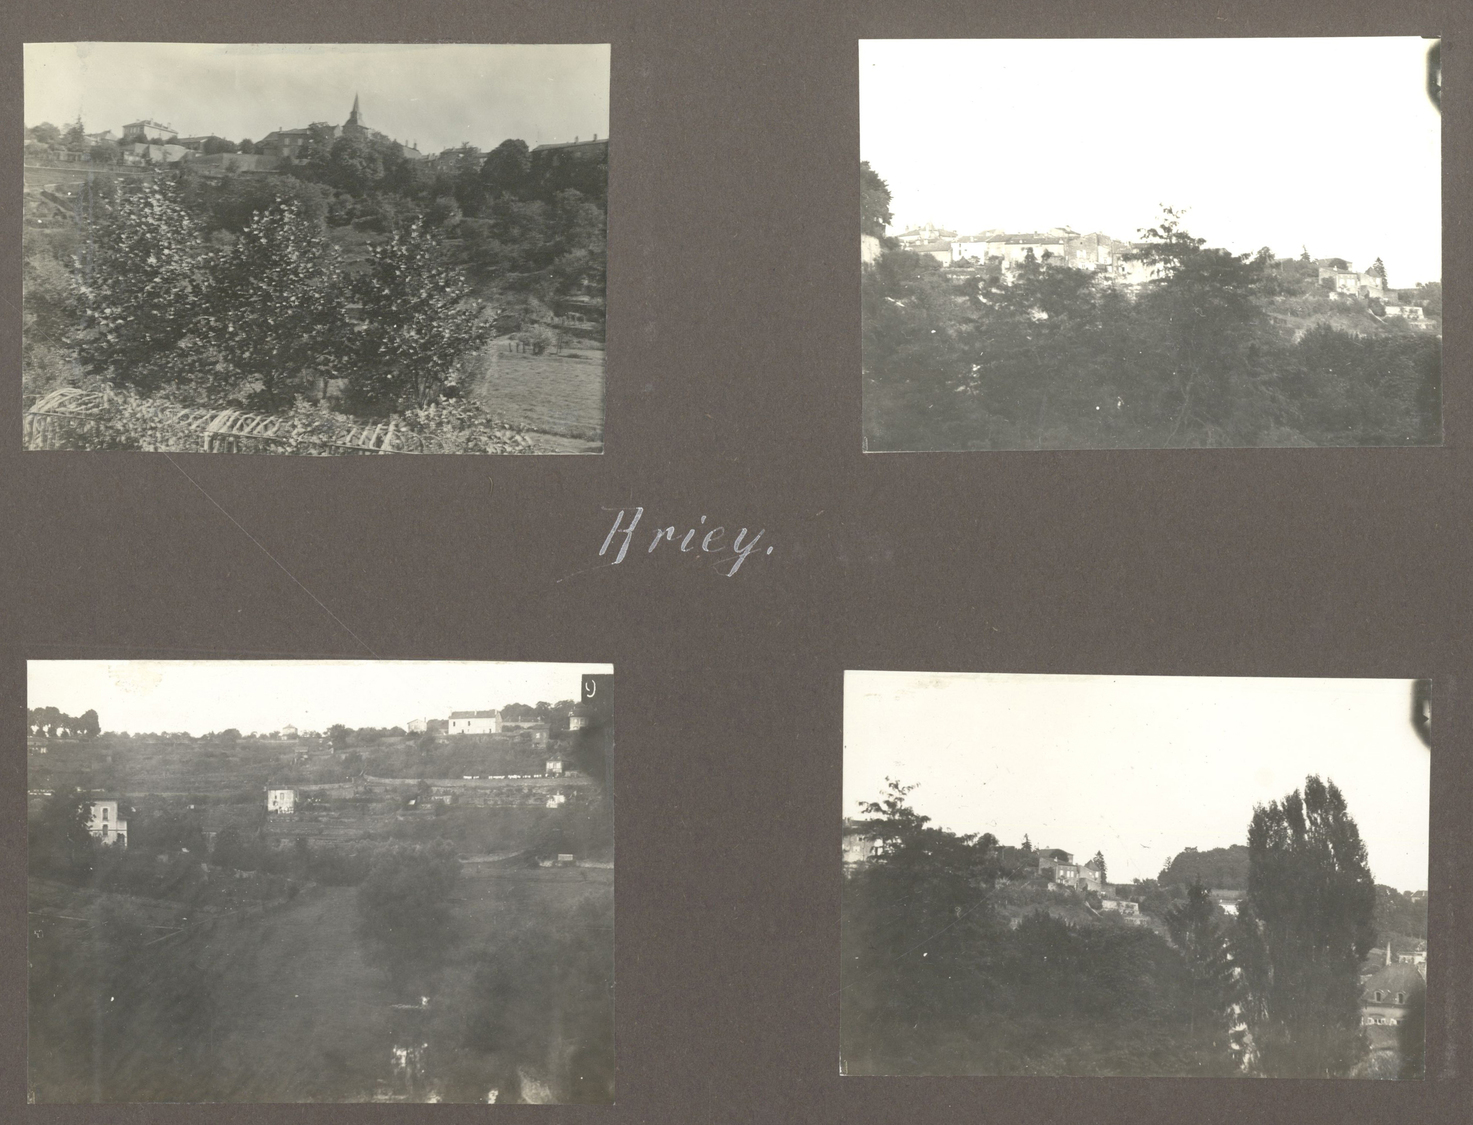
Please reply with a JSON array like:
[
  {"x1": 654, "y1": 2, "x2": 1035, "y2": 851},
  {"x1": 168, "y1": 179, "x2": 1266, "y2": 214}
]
[{"x1": 347, "y1": 93, "x2": 364, "y2": 129}]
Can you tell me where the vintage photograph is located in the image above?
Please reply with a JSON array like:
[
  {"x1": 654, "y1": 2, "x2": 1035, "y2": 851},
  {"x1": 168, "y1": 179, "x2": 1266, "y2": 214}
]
[
  {"x1": 27, "y1": 661, "x2": 614, "y2": 1103},
  {"x1": 860, "y1": 38, "x2": 1442, "y2": 450},
  {"x1": 842, "y1": 672, "x2": 1430, "y2": 1078},
  {"x1": 23, "y1": 43, "x2": 608, "y2": 454}
]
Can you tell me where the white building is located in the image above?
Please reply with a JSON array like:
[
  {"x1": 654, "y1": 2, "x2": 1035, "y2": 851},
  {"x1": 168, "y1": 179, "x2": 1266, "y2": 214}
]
[
  {"x1": 88, "y1": 800, "x2": 127, "y2": 846},
  {"x1": 280, "y1": 724, "x2": 299, "y2": 739},
  {"x1": 407, "y1": 718, "x2": 428, "y2": 734},
  {"x1": 546, "y1": 759, "x2": 564, "y2": 776},
  {"x1": 266, "y1": 788, "x2": 296, "y2": 814},
  {"x1": 449, "y1": 710, "x2": 501, "y2": 735}
]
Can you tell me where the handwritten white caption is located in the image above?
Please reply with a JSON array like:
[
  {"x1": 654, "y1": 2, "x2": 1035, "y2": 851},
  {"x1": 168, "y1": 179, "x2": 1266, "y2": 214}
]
[{"x1": 599, "y1": 507, "x2": 772, "y2": 577}]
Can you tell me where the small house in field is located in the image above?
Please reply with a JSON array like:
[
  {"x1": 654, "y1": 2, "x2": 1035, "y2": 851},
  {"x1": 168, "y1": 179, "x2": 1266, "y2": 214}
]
[
  {"x1": 448, "y1": 710, "x2": 501, "y2": 735},
  {"x1": 546, "y1": 759, "x2": 564, "y2": 776},
  {"x1": 407, "y1": 718, "x2": 428, "y2": 733},
  {"x1": 266, "y1": 788, "x2": 297, "y2": 814},
  {"x1": 87, "y1": 800, "x2": 128, "y2": 846},
  {"x1": 568, "y1": 702, "x2": 593, "y2": 731},
  {"x1": 280, "y1": 724, "x2": 299, "y2": 739}
]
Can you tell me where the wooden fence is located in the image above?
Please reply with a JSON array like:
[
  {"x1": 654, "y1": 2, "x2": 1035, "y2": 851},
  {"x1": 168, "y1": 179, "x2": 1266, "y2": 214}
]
[{"x1": 24, "y1": 387, "x2": 402, "y2": 454}]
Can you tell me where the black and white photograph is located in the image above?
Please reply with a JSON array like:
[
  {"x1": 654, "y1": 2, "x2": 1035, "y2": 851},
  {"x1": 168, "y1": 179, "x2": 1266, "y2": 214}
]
[
  {"x1": 22, "y1": 43, "x2": 608, "y2": 454},
  {"x1": 842, "y1": 672, "x2": 1430, "y2": 1078},
  {"x1": 27, "y1": 660, "x2": 614, "y2": 1103},
  {"x1": 860, "y1": 38, "x2": 1442, "y2": 450}
]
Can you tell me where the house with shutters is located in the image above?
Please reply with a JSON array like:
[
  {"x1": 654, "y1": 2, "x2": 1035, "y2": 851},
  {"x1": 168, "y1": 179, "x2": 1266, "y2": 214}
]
[{"x1": 87, "y1": 800, "x2": 128, "y2": 846}]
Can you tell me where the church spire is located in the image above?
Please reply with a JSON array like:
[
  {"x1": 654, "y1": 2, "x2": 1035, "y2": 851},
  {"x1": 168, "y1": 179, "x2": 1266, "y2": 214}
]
[{"x1": 347, "y1": 93, "x2": 363, "y2": 129}]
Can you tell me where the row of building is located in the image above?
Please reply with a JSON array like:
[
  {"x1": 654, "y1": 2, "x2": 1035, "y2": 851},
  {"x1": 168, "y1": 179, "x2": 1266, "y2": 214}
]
[{"x1": 871, "y1": 223, "x2": 1437, "y2": 325}]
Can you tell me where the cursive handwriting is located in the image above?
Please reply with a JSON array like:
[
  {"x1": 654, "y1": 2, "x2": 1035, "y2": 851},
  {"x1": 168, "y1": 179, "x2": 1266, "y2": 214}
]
[{"x1": 598, "y1": 507, "x2": 773, "y2": 577}]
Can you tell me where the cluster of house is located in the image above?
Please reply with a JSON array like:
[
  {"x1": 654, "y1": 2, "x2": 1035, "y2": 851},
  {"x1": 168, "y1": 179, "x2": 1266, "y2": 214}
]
[
  {"x1": 26, "y1": 97, "x2": 610, "y2": 184},
  {"x1": 873, "y1": 223, "x2": 1164, "y2": 286},
  {"x1": 864, "y1": 223, "x2": 1439, "y2": 327}
]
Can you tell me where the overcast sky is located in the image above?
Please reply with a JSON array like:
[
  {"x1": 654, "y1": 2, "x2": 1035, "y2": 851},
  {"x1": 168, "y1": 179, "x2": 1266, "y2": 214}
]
[
  {"x1": 28, "y1": 661, "x2": 612, "y2": 735},
  {"x1": 24, "y1": 43, "x2": 609, "y2": 156},
  {"x1": 861, "y1": 38, "x2": 1441, "y2": 288},
  {"x1": 845, "y1": 672, "x2": 1430, "y2": 891}
]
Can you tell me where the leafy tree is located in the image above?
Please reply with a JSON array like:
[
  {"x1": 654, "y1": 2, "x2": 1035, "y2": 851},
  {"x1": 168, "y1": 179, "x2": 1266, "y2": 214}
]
[
  {"x1": 1398, "y1": 986, "x2": 1426, "y2": 1079},
  {"x1": 1235, "y1": 775, "x2": 1376, "y2": 1077},
  {"x1": 346, "y1": 221, "x2": 492, "y2": 411},
  {"x1": 89, "y1": 139, "x2": 122, "y2": 165},
  {"x1": 76, "y1": 709, "x2": 100, "y2": 738},
  {"x1": 197, "y1": 200, "x2": 348, "y2": 408},
  {"x1": 842, "y1": 781, "x2": 1003, "y2": 1029},
  {"x1": 356, "y1": 844, "x2": 461, "y2": 993},
  {"x1": 1127, "y1": 208, "x2": 1281, "y2": 444},
  {"x1": 463, "y1": 896, "x2": 614, "y2": 1102},
  {"x1": 28, "y1": 788, "x2": 96, "y2": 878},
  {"x1": 29, "y1": 121, "x2": 62, "y2": 144},
  {"x1": 480, "y1": 139, "x2": 532, "y2": 198},
  {"x1": 75, "y1": 181, "x2": 212, "y2": 394},
  {"x1": 861, "y1": 160, "x2": 893, "y2": 239},
  {"x1": 327, "y1": 724, "x2": 350, "y2": 753},
  {"x1": 201, "y1": 136, "x2": 237, "y2": 155},
  {"x1": 1164, "y1": 880, "x2": 1234, "y2": 1047}
]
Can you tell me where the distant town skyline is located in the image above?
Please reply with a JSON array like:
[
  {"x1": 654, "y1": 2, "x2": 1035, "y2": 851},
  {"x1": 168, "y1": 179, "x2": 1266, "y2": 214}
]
[
  {"x1": 845, "y1": 672, "x2": 1430, "y2": 891},
  {"x1": 28, "y1": 661, "x2": 612, "y2": 735},
  {"x1": 861, "y1": 38, "x2": 1441, "y2": 289},
  {"x1": 24, "y1": 43, "x2": 610, "y2": 157}
]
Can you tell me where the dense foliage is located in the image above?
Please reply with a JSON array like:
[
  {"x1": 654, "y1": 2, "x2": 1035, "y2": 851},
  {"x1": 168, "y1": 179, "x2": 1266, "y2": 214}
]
[
  {"x1": 843, "y1": 775, "x2": 1389, "y2": 1078},
  {"x1": 23, "y1": 129, "x2": 607, "y2": 445},
  {"x1": 1235, "y1": 776, "x2": 1377, "y2": 1077},
  {"x1": 862, "y1": 194, "x2": 1440, "y2": 450},
  {"x1": 841, "y1": 782, "x2": 1236, "y2": 1076}
]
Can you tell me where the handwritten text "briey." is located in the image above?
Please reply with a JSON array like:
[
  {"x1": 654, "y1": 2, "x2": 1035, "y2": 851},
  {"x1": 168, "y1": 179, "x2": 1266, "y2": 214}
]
[{"x1": 599, "y1": 508, "x2": 772, "y2": 577}]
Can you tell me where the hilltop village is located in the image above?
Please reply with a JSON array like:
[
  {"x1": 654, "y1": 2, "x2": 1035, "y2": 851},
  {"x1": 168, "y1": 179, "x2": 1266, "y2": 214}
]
[
  {"x1": 23, "y1": 95, "x2": 607, "y2": 182},
  {"x1": 865, "y1": 222, "x2": 1442, "y2": 334}
]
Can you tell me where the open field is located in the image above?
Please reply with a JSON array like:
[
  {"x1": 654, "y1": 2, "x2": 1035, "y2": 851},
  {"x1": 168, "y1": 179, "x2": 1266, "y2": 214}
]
[{"x1": 469, "y1": 343, "x2": 605, "y2": 451}]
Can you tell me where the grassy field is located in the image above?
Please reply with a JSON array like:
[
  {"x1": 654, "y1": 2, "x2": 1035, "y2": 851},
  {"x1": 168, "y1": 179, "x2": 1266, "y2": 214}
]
[{"x1": 468, "y1": 342, "x2": 605, "y2": 452}]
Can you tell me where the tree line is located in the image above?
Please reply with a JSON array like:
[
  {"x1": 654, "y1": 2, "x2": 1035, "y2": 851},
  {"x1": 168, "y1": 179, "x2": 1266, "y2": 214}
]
[
  {"x1": 841, "y1": 776, "x2": 1421, "y2": 1078},
  {"x1": 861, "y1": 167, "x2": 1440, "y2": 450},
  {"x1": 28, "y1": 705, "x2": 99, "y2": 737}
]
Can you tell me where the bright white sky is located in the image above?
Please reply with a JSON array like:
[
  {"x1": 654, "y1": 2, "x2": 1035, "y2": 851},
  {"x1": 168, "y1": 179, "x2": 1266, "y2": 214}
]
[
  {"x1": 24, "y1": 42, "x2": 609, "y2": 156},
  {"x1": 28, "y1": 661, "x2": 611, "y2": 735},
  {"x1": 861, "y1": 38, "x2": 1442, "y2": 288},
  {"x1": 845, "y1": 672, "x2": 1430, "y2": 892}
]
